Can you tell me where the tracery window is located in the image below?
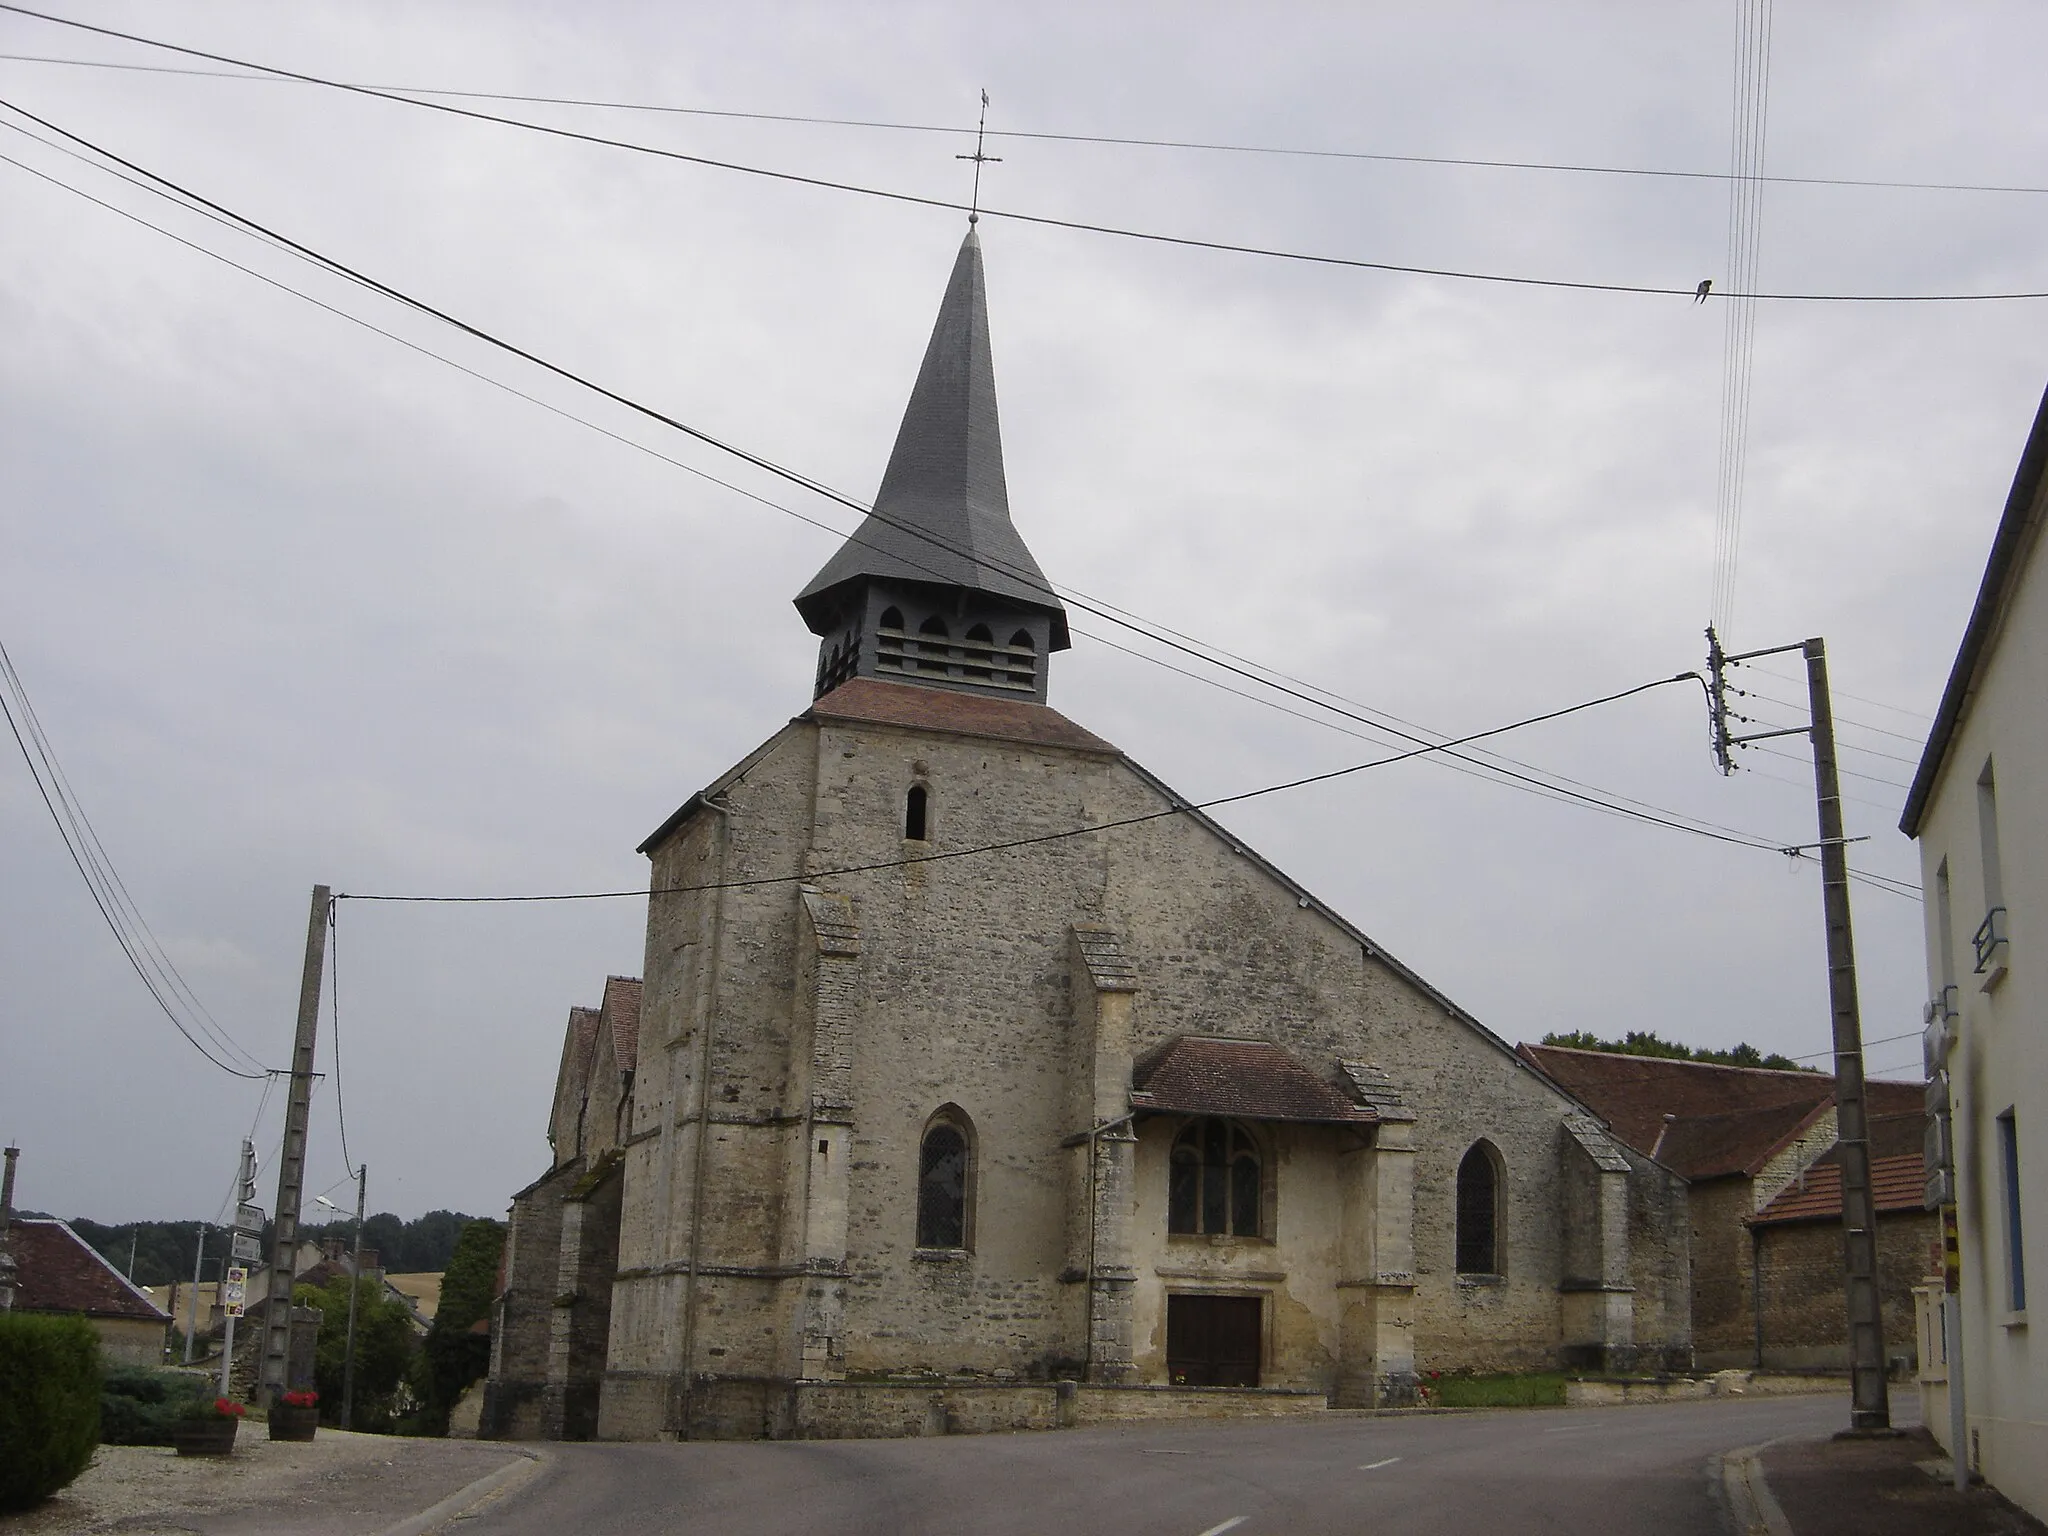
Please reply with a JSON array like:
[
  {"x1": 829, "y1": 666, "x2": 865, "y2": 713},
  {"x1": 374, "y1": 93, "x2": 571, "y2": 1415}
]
[
  {"x1": 1456, "y1": 1141, "x2": 1501, "y2": 1275},
  {"x1": 917, "y1": 1110, "x2": 973, "y2": 1250},
  {"x1": 1168, "y1": 1118, "x2": 1262, "y2": 1237}
]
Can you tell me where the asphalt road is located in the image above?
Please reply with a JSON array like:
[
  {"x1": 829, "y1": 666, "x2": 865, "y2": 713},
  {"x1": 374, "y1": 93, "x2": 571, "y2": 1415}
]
[{"x1": 464, "y1": 1392, "x2": 1862, "y2": 1536}]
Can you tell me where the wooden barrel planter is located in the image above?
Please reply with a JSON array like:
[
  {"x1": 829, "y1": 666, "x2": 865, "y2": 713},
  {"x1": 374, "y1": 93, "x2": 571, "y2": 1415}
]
[
  {"x1": 171, "y1": 1417, "x2": 240, "y2": 1457},
  {"x1": 268, "y1": 1404, "x2": 319, "y2": 1442}
]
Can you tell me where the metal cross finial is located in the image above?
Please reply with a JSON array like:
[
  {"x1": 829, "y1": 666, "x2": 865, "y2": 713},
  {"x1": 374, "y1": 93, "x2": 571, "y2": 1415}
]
[{"x1": 956, "y1": 87, "x2": 1001, "y2": 225}]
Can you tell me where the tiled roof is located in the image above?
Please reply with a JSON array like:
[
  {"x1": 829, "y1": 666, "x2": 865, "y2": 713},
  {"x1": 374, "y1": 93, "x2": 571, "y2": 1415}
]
[
  {"x1": 809, "y1": 676, "x2": 1116, "y2": 755},
  {"x1": 8, "y1": 1219, "x2": 170, "y2": 1322},
  {"x1": 1130, "y1": 1037, "x2": 1377, "y2": 1125},
  {"x1": 1514, "y1": 1045, "x2": 1923, "y2": 1181},
  {"x1": 601, "y1": 976, "x2": 642, "y2": 1074},
  {"x1": 1753, "y1": 1151, "x2": 1928, "y2": 1225}
]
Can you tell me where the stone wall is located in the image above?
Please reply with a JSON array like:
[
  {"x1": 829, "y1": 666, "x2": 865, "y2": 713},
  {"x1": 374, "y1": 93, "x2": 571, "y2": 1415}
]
[
  {"x1": 1753, "y1": 1211, "x2": 1938, "y2": 1370},
  {"x1": 1690, "y1": 1177, "x2": 1757, "y2": 1367},
  {"x1": 484, "y1": 1162, "x2": 575, "y2": 1439}
]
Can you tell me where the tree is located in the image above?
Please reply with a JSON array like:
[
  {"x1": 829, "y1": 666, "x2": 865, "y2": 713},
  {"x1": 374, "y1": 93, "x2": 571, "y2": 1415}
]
[
  {"x1": 410, "y1": 1218, "x2": 503, "y2": 1435},
  {"x1": 1541, "y1": 1028, "x2": 1810, "y2": 1072},
  {"x1": 293, "y1": 1276, "x2": 419, "y2": 1432}
]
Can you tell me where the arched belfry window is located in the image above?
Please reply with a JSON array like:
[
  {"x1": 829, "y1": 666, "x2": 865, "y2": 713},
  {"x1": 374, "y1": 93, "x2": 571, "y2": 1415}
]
[
  {"x1": 880, "y1": 606, "x2": 904, "y2": 632},
  {"x1": 917, "y1": 1109, "x2": 973, "y2": 1250},
  {"x1": 905, "y1": 783, "x2": 929, "y2": 842},
  {"x1": 1456, "y1": 1142, "x2": 1501, "y2": 1275},
  {"x1": 1168, "y1": 1119, "x2": 1262, "y2": 1237}
]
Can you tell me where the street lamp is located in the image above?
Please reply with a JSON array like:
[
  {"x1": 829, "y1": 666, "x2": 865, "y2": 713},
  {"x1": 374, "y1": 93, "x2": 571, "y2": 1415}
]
[{"x1": 314, "y1": 1163, "x2": 366, "y2": 1431}]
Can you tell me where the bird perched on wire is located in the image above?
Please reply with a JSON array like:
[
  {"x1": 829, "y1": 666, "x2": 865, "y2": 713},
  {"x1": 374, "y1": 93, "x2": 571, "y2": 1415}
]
[{"x1": 1694, "y1": 279, "x2": 1713, "y2": 304}]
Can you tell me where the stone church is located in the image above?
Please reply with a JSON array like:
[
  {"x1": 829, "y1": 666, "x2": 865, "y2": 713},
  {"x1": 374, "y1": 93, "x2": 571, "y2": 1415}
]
[{"x1": 485, "y1": 228, "x2": 1692, "y2": 1442}]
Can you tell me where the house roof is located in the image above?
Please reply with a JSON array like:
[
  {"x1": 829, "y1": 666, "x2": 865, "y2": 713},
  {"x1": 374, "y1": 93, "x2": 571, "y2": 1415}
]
[
  {"x1": 1514, "y1": 1045, "x2": 1924, "y2": 1181},
  {"x1": 601, "y1": 976, "x2": 642, "y2": 1074},
  {"x1": 1902, "y1": 377, "x2": 2048, "y2": 835},
  {"x1": 8, "y1": 1218, "x2": 170, "y2": 1323},
  {"x1": 808, "y1": 676, "x2": 1116, "y2": 756},
  {"x1": 1752, "y1": 1150, "x2": 1928, "y2": 1226},
  {"x1": 1130, "y1": 1036, "x2": 1377, "y2": 1125},
  {"x1": 794, "y1": 230, "x2": 1069, "y2": 646}
]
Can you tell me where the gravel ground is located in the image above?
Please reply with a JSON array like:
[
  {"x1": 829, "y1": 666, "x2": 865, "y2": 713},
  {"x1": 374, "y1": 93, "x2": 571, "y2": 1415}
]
[{"x1": 1, "y1": 1429, "x2": 530, "y2": 1535}]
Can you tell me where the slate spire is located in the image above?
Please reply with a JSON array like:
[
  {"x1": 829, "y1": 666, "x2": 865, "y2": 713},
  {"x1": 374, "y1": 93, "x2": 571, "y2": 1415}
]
[{"x1": 797, "y1": 231, "x2": 1069, "y2": 704}]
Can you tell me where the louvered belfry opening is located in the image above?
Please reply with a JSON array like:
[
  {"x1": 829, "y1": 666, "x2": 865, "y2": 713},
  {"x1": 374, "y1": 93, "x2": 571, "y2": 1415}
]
[{"x1": 795, "y1": 230, "x2": 1068, "y2": 705}]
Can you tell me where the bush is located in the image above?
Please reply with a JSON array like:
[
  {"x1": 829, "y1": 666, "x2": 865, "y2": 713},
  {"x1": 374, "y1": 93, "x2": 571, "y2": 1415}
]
[
  {"x1": 0, "y1": 1313, "x2": 103, "y2": 1511},
  {"x1": 99, "y1": 1366, "x2": 212, "y2": 1445}
]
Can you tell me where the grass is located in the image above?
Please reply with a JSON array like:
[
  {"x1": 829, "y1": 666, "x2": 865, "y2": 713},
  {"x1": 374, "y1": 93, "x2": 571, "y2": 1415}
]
[{"x1": 1428, "y1": 1371, "x2": 1568, "y2": 1407}]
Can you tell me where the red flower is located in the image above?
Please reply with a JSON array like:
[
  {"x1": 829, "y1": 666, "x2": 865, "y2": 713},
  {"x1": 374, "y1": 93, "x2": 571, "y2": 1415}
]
[
  {"x1": 214, "y1": 1397, "x2": 248, "y2": 1418},
  {"x1": 281, "y1": 1390, "x2": 319, "y2": 1408}
]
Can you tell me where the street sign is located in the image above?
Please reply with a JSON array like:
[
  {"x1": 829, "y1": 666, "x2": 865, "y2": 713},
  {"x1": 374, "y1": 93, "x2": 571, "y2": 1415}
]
[
  {"x1": 223, "y1": 1266, "x2": 248, "y2": 1319},
  {"x1": 230, "y1": 1232, "x2": 262, "y2": 1263},
  {"x1": 235, "y1": 1203, "x2": 264, "y2": 1233}
]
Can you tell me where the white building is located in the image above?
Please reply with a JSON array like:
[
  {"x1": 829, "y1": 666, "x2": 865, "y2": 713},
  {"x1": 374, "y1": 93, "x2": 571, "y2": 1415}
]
[{"x1": 1903, "y1": 379, "x2": 2048, "y2": 1516}]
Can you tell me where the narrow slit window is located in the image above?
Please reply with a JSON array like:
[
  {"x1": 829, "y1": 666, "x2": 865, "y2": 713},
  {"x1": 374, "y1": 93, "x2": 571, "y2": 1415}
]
[
  {"x1": 2000, "y1": 1109, "x2": 2027, "y2": 1312},
  {"x1": 905, "y1": 784, "x2": 928, "y2": 842}
]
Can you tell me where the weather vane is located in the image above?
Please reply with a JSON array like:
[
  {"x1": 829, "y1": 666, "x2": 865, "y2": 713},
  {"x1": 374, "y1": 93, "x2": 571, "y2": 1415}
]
[{"x1": 956, "y1": 88, "x2": 1001, "y2": 225}]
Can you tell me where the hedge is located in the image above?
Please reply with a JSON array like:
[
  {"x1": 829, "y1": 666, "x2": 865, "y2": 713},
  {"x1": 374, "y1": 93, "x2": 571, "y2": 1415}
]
[
  {"x1": 0, "y1": 1312, "x2": 102, "y2": 1511},
  {"x1": 100, "y1": 1365, "x2": 212, "y2": 1446}
]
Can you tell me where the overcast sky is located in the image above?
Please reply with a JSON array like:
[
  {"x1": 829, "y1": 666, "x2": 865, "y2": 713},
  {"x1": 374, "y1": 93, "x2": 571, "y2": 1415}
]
[{"x1": 3, "y1": 2, "x2": 2044, "y2": 1225}]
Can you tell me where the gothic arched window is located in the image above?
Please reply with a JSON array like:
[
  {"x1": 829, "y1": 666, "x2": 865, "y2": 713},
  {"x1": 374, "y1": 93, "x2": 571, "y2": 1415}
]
[
  {"x1": 1168, "y1": 1119, "x2": 1262, "y2": 1237},
  {"x1": 905, "y1": 783, "x2": 929, "y2": 842},
  {"x1": 880, "y1": 607, "x2": 904, "y2": 632},
  {"x1": 917, "y1": 1109, "x2": 973, "y2": 1250},
  {"x1": 1456, "y1": 1141, "x2": 1501, "y2": 1275}
]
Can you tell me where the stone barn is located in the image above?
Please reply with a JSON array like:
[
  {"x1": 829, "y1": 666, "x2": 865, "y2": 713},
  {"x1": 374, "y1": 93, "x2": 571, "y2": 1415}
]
[{"x1": 487, "y1": 228, "x2": 1692, "y2": 1441}]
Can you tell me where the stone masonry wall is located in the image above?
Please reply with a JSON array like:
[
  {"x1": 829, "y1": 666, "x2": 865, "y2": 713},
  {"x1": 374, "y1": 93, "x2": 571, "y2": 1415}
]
[{"x1": 1754, "y1": 1211, "x2": 1938, "y2": 1370}]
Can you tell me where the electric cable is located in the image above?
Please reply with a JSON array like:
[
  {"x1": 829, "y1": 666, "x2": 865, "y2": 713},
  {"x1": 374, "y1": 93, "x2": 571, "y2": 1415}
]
[
  {"x1": 7, "y1": 49, "x2": 2048, "y2": 198},
  {"x1": 3, "y1": 9, "x2": 2047, "y2": 303},
  {"x1": 327, "y1": 900, "x2": 352, "y2": 1179},
  {"x1": 0, "y1": 122, "x2": 1857, "y2": 871},
  {"x1": 0, "y1": 639, "x2": 271, "y2": 1077}
]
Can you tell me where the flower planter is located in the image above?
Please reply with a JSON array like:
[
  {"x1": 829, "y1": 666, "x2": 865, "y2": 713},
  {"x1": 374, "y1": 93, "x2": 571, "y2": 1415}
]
[
  {"x1": 171, "y1": 1417, "x2": 240, "y2": 1457},
  {"x1": 268, "y1": 1403, "x2": 319, "y2": 1442}
]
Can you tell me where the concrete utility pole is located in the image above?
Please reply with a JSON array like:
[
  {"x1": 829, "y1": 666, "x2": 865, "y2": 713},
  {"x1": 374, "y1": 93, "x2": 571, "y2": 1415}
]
[
  {"x1": 343, "y1": 1164, "x2": 365, "y2": 1430},
  {"x1": 183, "y1": 1223, "x2": 207, "y2": 1364},
  {"x1": 260, "y1": 885, "x2": 329, "y2": 1405},
  {"x1": 1706, "y1": 631, "x2": 1891, "y2": 1431},
  {"x1": 0, "y1": 1145, "x2": 19, "y2": 1313}
]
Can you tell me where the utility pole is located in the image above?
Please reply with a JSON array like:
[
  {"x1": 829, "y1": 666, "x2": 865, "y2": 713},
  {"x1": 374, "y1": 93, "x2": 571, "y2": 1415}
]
[
  {"x1": 0, "y1": 1145, "x2": 19, "y2": 1314},
  {"x1": 219, "y1": 1141, "x2": 257, "y2": 1397},
  {"x1": 1706, "y1": 630, "x2": 1891, "y2": 1430},
  {"x1": 343, "y1": 1164, "x2": 365, "y2": 1430},
  {"x1": 183, "y1": 1223, "x2": 207, "y2": 1365},
  {"x1": 260, "y1": 885, "x2": 329, "y2": 1405}
]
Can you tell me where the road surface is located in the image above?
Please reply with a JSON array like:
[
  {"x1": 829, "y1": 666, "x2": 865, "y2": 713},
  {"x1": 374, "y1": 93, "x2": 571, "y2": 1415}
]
[{"x1": 464, "y1": 1391, "x2": 1866, "y2": 1536}]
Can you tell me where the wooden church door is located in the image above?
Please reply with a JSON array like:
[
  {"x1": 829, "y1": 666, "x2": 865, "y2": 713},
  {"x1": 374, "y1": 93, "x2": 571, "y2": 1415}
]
[{"x1": 1166, "y1": 1294, "x2": 1262, "y2": 1386}]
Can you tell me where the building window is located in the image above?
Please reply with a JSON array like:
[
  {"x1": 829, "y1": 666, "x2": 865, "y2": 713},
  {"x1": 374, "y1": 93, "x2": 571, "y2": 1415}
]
[
  {"x1": 1007, "y1": 629, "x2": 1035, "y2": 687},
  {"x1": 905, "y1": 783, "x2": 928, "y2": 842},
  {"x1": 917, "y1": 1109, "x2": 973, "y2": 1250},
  {"x1": 1999, "y1": 1109, "x2": 2026, "y2": 1313},
  {"x1": 1456, "y1": 1142, "x2": 1501, "y2": 1275},
  {"x1": 1168, "y1": 1119, "x2": 1262, "y2": 1237}
]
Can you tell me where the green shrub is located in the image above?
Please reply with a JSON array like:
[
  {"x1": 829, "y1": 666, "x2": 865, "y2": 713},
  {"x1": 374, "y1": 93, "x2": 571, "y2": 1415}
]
[
  {"x1": 100, "y1": 1366, "x2": 212, "y2": 1445},
  {"x1": 0, "y1": 1313, "x2": 103, "y2": 1511},
  {"x1": 1430, "y1": 1370, "x2": 1568, "y2": 1407}
]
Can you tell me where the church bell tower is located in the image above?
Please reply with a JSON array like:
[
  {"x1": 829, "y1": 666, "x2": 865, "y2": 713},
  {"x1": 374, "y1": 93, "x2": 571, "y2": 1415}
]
[{"x1": 793, "y1": 230, "x2": 1070, "y2": 704}]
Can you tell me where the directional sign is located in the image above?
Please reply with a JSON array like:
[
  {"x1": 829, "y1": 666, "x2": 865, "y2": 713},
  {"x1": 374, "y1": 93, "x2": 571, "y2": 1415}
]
[
  {"x1": 230, "y1": 1232, "x2": 262, "y2": 1264},
  {"x1": 223, "y1": 1267, "x2": 248, "y2": 1319},
  {"x1": 235, "y1": 1204, "x2": 264, "y2": 1234}
]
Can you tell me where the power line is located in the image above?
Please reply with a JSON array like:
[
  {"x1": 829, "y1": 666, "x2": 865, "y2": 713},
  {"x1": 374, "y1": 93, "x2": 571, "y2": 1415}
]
[
  {"x1": 327, "y1": 901, "x2": 352, "y2": 1178},
  {"x1": 0, "y1": 117, "x2": 1841, "y2": 870},
  {"x1": 0, "y1": 637, "x2": 271, "y2": 1077},
  {"x1": 335, "y1": 671, "x2": 1754, "y2": 905},
  {"x1": 7, "y1": 48, "x2": 2048, "y2": 200},
  {"x1": 1739, "y1": 661, "x2": 1932, "y2": 725},
  {"x1": 1788, "y1": 1028, "x2": 1919, "y2": 1063},
  {"x1": 1725, "y1": 685, "x2": 1928, "y2": 749},
  {"x1": 3, "y1": 9, "x2": 2048, "y2": 303}
]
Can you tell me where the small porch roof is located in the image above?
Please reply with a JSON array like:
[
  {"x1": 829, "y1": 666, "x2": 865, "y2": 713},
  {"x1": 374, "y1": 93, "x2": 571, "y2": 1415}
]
[{"x1": 1130, "y1": 1036, "x2": 1378, "y2": 1125}]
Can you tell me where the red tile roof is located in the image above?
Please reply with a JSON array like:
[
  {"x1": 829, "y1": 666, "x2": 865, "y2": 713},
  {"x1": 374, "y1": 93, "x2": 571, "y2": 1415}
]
[
  {"x1": 1515, "y1": 1045, "x2": 1926, "y2": 1182},
  {"x1": 1131, "y1": 1037, "x2": 1376, "y2": 1124},
  {"x1": 809, "y1": 677, "x2": 1117, "y2": 755},
  {"x1": 601, "y1": 976, "x2": 642, "y2": 1074},
  {"x1": 1753, "y1": 1151, "x2": 1928, "y2": 1225},
  {"x1": 8, "y1": 1219, "x2": 170, "y2": 1322}
]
